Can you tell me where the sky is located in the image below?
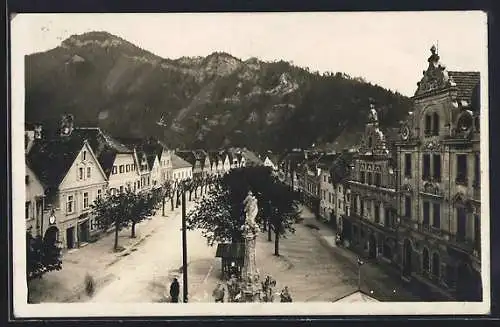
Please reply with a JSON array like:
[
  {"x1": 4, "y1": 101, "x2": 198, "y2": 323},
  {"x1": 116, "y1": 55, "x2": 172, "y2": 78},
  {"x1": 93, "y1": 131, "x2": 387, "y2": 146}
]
[{"x1": 12, "y1": 11, "x2": 488, "y2": 96}]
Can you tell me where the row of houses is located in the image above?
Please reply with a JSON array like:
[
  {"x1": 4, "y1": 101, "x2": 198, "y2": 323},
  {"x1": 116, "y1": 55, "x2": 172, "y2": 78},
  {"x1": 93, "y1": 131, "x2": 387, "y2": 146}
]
[
  {"x1": 25, "y1": 116, "x2": 264, "y2": 251},
  {"x1": 278, "y1": 46, "x2": 482, "y2": 301}
]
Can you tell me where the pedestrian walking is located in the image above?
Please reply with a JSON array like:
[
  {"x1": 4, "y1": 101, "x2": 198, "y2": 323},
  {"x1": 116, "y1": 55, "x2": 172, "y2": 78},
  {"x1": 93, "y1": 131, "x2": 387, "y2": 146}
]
[
  {"x1": 280, "y1": 286, "x2": 292, "y2": 302},
  {"x1": 212, "y1": 283, "x2": 225, "y2": 303},
  {"x1": 170, "y1": 278, "x2": 180, "y2": 303}
]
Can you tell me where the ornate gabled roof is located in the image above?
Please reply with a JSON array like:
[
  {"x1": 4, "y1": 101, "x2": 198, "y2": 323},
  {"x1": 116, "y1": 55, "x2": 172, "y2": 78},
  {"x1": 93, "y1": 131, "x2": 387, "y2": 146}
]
[{"x1": 414, "y1": 45, "x2": 456, "y2": 97}]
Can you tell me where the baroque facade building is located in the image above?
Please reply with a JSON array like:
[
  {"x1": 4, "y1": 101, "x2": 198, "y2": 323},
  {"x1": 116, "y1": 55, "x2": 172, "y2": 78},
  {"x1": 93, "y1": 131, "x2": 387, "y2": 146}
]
[
  {"x1": 395, "y1": 46, "x2": 482, "y2": 301},
  {"x1": 343, "y1": 101, "x2": 399, "y2": 263}
]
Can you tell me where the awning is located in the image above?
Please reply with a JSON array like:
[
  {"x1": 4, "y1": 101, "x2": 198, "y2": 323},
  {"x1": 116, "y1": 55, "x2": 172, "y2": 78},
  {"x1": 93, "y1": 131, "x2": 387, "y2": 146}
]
[{"x1": 215, "y1": 243, "x2": 245, "y2": 259}]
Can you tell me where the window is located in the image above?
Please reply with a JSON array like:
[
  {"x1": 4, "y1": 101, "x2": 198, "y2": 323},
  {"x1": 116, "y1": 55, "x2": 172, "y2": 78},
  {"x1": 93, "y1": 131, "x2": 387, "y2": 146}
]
[
  {"x1": 368, "y1": 136, "x2": 373, "y2": 148},
  {"x1": 432, "y1": 203, "x2": 440, "y2": 228},
  {"x1": 425, "y1": 114, "x2": 432, "y2": 135},
  {"x1": 456, "y1": 154, "x2": 467, "y2": 184},
  {"x1": 67, "y1": 195, "x2": 74, "y2": 214},
  {"x1": 433, "y1": 154, "x2": 441, "y2": 181},
  {"x1": 360, "y1": 171, "x2": 365, "y2": 183},
  {"x1": 132, "y1": 164, "x2": 136, "y2": 171},
  {"x1": 147, "y1": 176, "x2": 150, "y2": 186},
  {"x1": 475, "y1": 116, "x2": 480, "y2": 131},
  {"x1": 119, "y1": 165, "x2": 124, "y2": 173},
  {"x1": 126, "y1": 164, "x2": 130, "y2": 172},
  {"x1": 432, "y1": 253, "x2": 440, "y2": 278},
  {"x1": 112, "y1": 166, "x2": 117, "y2": 174},
  {"x1": 25, "y1": 175, "x2": 29, "y2": 185},
  {"x1": 375, "y1": 173, "x2": 381, "y2": 186},
  {"x1": 120, "y1": 186, "x2": 124, "y2": 193},
  {"x1": 83, "y1": 192, "x2": 89, "y2": 209},
  {"x1": 87, "y1": 166, "x2": 91, "y2": 178},
  {"x1": 353, "y1": 196, "x2": 358, "y2": 214},
  {"x1": 456, "y1": 207, "x2": 467, "y2": 242},
  {"x1": 338, "y1": 186, "x2": 341, "y2": 192},
  {"x1": 97, "y1": 189, "x2": 102, "y2": 199},
  {"x1": 474, "y1": 154, "x2": 480, "y2": 187},
  {"x1": 360, "y1": 199, "x2": 364, "y2": 217},
  {"x1": 79, "y1": 167, "x2": 84, "y2": 180},
  {"x1": 374, "y1": 203, "x2": 380, "y2": 223},
  {"x1": 25, "y1": 201, "x2": 31, "y2": 220},
  {"x1": 90, "y1": 219, "x2": 99, "y2": 231},
  {"x1": 384, "y1": 208, "x2": 391, "y2": 227},
  {"x1": 422, "y1": 248, "x2": 430, "y2": 273},
  {"x1": 367, "y1": 172, "x2": 372, "y2": 185},
  {"x1": 432, "y1": 113, "x2": 440, "y2": 136},
  {"x1": 405, "y1": 196, "x2": 412, "y2": 218},
  {"x1": 404, "y1": 153, "x2": 412, "y2": 177},
  {"x1": 83, "y1": 151, "x2": 87, "y2": 160},
  {"x1": 422, "y1": 154, "x2": 431, "y2": 180},
  {"x1": 423, "y1": 201, "x2": 430, "y2": 226},
  {"x1": 474, "y1": 214, "x2": 481, "y2": 252},
  {"x1": 338, "y1": 201, "x2": 341, "y2": 209}
]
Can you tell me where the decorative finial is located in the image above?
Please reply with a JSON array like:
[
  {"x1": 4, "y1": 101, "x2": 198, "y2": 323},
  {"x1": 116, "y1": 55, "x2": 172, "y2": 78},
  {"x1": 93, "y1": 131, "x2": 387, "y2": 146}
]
[{"x1": 431, "y1": 44, "x2": 437, "y2": 54}]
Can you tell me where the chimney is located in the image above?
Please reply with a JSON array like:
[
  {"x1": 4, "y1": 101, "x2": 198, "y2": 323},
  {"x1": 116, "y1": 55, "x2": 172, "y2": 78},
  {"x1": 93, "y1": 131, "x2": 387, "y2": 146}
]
[
  {"x1": 60, "y1": 114, "x2": 74, "y2": 137},
  {"x1": 25, "y1": 123, "x2": 42, "y2": 153}
]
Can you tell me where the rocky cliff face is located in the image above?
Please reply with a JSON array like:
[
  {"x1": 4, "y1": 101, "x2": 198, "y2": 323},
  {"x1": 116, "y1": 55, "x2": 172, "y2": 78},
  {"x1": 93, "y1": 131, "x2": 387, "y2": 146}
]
[{"x1": 25, "y1": 31, "x2": 412, "y2": 152}]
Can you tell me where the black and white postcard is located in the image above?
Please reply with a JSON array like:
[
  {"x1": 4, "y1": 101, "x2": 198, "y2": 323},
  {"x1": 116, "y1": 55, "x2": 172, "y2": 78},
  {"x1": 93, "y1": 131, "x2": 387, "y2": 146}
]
[{"x1": 11, "y1": 11, "x2": 490, "y2": 317}]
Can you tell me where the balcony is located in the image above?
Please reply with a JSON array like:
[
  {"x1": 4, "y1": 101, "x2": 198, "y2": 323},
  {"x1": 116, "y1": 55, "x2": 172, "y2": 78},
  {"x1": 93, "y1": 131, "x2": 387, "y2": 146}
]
[
  {"x1": 447, "y1": 233, "x2": 475, "y2": 255},
  {"x1": 417, "y1": 223, "x2": 443, "y2": 238}
]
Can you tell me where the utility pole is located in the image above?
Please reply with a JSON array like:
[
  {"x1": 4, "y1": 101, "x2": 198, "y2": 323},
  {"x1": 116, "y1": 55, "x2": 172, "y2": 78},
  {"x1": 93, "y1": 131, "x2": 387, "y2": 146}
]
[
  {"x1": 357, "y1": 257, "x2": 364, "y2": 291},
  {"x1": 181, "y1": 184, "x2": 188, "y2": 303}
]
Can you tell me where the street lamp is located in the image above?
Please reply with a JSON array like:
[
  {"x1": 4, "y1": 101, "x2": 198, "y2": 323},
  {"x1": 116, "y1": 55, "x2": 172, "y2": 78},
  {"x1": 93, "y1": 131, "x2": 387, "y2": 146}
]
[
  {"x1": 357, "y1": 257, "x2": 364, "y2": 291},
  {"x1": 180, "y1": 181, "x2": 188, "y2": 303}
]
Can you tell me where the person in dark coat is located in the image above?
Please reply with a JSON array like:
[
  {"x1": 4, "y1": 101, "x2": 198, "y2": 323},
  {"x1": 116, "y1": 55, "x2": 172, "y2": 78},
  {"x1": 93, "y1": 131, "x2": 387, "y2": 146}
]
[
  {"x1": 170, "y1": 278, "x2": 180, "y2": 303},
  {"x1": 280, "y1": 286, "x2": 292, "y2": 302}
]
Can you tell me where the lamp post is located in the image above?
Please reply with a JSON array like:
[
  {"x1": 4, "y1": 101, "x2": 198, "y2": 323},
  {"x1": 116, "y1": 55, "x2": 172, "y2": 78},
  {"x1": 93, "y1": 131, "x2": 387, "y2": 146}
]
[
  {"x1": 357, "y1": 257, "x2": 364, "y2": 291},
  {"x1": 181, "y1": 181, "x2": 188, "y2": 303}
]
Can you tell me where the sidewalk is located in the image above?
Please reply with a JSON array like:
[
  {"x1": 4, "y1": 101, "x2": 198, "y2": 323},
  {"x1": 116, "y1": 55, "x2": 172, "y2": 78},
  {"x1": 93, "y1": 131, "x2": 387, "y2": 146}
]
[{"x1": 28, "y1": 197, "x2": 198, "y2": 304}]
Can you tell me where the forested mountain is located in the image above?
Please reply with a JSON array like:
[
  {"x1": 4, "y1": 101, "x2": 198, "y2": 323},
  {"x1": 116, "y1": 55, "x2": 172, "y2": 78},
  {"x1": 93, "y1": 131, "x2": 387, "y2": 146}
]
[{"x1": 25, "y1": 31, "x2": 412, "y2": 152}]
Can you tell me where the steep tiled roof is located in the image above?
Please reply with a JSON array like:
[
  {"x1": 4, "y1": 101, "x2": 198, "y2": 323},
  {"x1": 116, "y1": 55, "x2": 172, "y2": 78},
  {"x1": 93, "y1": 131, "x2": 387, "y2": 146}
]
[
  {"x1": 449, "y1": 71, "x2": 480, "y2": 102},
  {"x1": 72, "y1": 128, "x2": 132, "y2": 177},
  {"x1": 329, "y1": 152, "x2": 355, "y2": 185},
  {"x1": 27, "y1": 136, "x2": 85, "y2": 190},
  {"x1": 175, "y1": 150, "x2": 197, "y2": 166},
  {"x1": 241, "y1": 149, "x2": 263, "y2": 166},
  {"x1": 171, "y1": 153, "x2": 193, "y2": 169}
]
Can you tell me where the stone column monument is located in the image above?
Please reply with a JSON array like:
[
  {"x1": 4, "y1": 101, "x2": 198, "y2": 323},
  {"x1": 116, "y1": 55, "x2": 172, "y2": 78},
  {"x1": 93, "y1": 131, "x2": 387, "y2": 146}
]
[{"x1": 240, "y1": 190, "x2": 261, "y2": 302}]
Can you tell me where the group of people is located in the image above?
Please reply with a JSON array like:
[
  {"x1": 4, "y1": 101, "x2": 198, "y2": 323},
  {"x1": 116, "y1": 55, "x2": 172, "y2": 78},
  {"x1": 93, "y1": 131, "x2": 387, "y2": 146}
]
[{"x1": 211, "y1": 275, "x2": 292, "y2": 303}]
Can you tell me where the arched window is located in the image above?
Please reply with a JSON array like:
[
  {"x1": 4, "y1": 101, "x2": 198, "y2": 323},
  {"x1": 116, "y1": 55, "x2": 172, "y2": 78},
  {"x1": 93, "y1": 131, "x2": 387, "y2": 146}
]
[
  {"x1": 422, "y1": 248, "x2": 430, "y2": 273},
  {"x1": 432, "y1": 113, "x2": 440, "y2": 135},
  {"x1": 425, "y1": 114, "x2": 432, "y2": 135},
  {"x1": 432, "y1": 252, "x2": 440, "y2": 278},
  {"x1": 368, "y1": 136, "x2": 373, "y2": 149}
]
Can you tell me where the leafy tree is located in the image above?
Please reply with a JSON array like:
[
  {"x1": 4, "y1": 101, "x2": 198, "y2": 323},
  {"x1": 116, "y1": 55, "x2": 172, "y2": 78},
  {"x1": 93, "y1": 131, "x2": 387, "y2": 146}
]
[
  {"x1": 130, "y1": 190, "x2": 158, "y2": 238},
  {"x1": 186, "y1": 166, "x2": 299, "y2": 256},
  {"x1": 161, "y1": 179, "x2": 175, "y2": 214},
  {"x1": 26, "y1": 231, "x2": 62, "y2": 281},
  {"x1": 91, "y1": 189, "x2": 159, "y2": 250}
]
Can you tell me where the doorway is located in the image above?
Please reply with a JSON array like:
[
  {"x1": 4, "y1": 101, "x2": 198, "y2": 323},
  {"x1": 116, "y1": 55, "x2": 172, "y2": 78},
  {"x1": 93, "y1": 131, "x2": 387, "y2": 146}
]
[
  {"x1": 66, "y1": 227, "x2": 75, "y2": 249},
  {"x1": 403, "y1": 239, "x2": 413, "y2": 277},
  {"x1": 368, "y1": 234, "x2": 377, "y2": 259},
  {"x1": 79, "y1": 220, "x2": 90, "y2": 244}
]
